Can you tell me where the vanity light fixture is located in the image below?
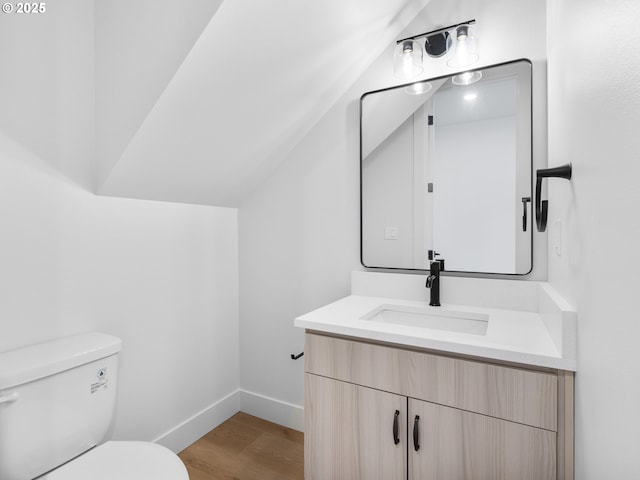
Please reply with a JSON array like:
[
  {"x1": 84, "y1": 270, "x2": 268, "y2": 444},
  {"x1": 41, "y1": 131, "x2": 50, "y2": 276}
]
[{"x1": 394, "y1": 19, "x2": 477, "y2": 79}]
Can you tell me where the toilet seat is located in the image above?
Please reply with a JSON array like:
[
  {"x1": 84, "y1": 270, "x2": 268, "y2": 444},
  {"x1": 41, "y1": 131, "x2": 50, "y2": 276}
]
[{"x1": 41, "y1": 441, "x2": 189, "y2": 480}]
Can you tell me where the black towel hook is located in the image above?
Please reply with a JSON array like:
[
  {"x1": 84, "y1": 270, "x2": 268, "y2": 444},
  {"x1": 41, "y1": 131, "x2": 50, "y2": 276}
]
[{"x1": 535, "y1": 163, "x2": 572, "y2": 232}]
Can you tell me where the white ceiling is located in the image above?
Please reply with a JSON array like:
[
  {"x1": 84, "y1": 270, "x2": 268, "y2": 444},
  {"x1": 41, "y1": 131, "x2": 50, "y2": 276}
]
[{"x1": 95, "y1": 0, "x2": 432, "y2": 206}]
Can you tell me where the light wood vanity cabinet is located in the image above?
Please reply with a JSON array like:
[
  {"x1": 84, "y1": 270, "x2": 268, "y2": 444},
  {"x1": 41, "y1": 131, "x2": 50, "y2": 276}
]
[
  {"x1": 408, "y1": 398, "x2": 556, "y2": 479},
  {"x1": 305, "y1": 373, "x2": 407, "y2": 479},
  {"x1": 304, "y1": 332, "x2": 574, "y2": 480}
]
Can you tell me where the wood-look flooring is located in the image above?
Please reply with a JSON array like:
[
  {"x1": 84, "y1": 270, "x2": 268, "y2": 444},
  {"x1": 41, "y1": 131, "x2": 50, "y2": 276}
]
[{"x1": 178, "y1": 412, "x2": 304, "y2": 480}]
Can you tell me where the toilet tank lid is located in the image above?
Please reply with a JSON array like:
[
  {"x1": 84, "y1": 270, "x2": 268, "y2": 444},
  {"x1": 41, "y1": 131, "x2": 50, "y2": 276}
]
[{"x1": 0, "y1": 333, "x2": 122, "y2": 389}]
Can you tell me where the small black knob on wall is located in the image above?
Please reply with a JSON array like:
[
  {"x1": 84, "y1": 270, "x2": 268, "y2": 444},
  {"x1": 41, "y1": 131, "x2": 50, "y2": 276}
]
[{"x1": 290, "y1": 352, "x2": 304, "y2": 360}]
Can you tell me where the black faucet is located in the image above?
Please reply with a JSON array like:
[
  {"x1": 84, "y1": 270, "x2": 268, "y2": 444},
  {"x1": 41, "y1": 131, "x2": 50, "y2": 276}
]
[{"x1": 426, "y1": 259, "x2": 444, "y2": 306}]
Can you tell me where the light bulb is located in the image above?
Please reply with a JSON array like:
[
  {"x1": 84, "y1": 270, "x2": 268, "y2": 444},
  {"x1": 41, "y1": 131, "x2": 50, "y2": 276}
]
[
  {"x1": 447, "y1": 25, "x2": 479, "y2": 68},
  {"x1": 394, "y1": 40, "x2": 424, "y2": 79},
  {"x1": 402, "y1": 48, "x2": 415, "y2": 77}
]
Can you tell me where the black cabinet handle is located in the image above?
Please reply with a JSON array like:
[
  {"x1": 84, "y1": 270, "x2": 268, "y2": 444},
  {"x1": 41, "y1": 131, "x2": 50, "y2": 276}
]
[
  {"x1": 393, "y1": 410, "x2": 400, "y2": 445},
  {"x1": 413, "y1": 415, "x2": 420, "y2": 451}
]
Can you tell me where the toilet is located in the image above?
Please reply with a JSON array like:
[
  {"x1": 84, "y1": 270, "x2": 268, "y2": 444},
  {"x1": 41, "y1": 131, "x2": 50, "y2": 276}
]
[{"x1": 0, "y1": 332, "x2": 189, "y2": 479}]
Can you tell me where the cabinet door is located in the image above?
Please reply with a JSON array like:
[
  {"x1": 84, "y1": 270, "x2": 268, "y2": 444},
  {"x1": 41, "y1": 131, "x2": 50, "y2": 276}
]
[
  {"x1": 305, "y1": 373, "x2": 407, "y2": 480},
  {"x1": 409, "y1": 398, "x2": 556, "y2": 480}
]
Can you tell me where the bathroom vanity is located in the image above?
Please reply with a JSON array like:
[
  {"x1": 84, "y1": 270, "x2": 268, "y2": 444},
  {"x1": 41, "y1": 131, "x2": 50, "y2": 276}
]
[
  {"x1": 313, "y1": 56, "x2": 577, "y2": 478},
  {"x1": 295, "y1": 272, "x2": 576, "y2": 480}
]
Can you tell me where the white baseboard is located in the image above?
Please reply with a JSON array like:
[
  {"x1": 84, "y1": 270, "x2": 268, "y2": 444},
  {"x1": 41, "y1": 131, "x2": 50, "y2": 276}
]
[
  {"x1": 239, "y1": 389, "x2": 304, "y2": 432},
  {"x1": 153, "y1": 389, "x2": 304, "y2": 454},
  {"x1": 154, "y1": 389, "x2": 241, "y2": 453}
]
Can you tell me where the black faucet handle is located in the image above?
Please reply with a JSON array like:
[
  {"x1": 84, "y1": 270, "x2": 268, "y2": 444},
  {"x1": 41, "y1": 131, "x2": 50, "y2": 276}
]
[{"x1": 428, "y1": 250, "x2": 445, "y2": 271}]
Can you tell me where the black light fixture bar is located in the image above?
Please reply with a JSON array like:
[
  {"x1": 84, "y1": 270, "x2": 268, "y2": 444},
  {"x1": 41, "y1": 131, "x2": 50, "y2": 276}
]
[{"x1": 396, "y1": 19, "x2": 476, "y2": 45}]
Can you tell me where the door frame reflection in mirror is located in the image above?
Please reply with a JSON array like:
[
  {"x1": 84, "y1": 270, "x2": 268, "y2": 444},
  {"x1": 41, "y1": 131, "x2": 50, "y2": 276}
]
[{"x1": 360, "y1": 59, "x2": 532, "y2": 275}]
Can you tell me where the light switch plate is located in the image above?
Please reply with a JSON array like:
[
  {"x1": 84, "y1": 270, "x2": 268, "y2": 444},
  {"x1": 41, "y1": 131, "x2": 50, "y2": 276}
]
[{"x1": 384, "y1": 227, "x2": 398, "y2": 240}]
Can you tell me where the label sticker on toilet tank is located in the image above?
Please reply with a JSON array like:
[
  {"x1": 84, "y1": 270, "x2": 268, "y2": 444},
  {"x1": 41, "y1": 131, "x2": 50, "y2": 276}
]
[{"x1": 90, "y1": 367, "x2": 109, "y2": 394}]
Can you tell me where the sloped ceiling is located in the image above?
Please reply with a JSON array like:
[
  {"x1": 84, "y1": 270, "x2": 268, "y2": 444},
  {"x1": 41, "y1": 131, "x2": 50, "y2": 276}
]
[{"x1": 95, "y1": 0, "x2": 432, "y2": 207}]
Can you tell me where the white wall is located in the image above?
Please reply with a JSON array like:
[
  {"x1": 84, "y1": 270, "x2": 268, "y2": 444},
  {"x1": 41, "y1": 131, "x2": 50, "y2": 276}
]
[
  {"x1": 0, "y1": 0, "x2": 94, "y2": 189},
  {"x1": 237, "y1": 95, "x2": 360, "y2": 427},
  {"x1": 94, "y1": 0, "x2": 224, "y2": 186},
  {"x1": 0, "y1": 141, "x2": 240, "y2": 448},
  {"x1": 238, "y1": 0, "x2": 547, "y2": 430},
  {"x1": 362, "y1": 116, "x2": 416, "y2": 269},
  {"x1": 434, "y1": 116, "x2": 516, "y2": 272},
  {"x1": 547, "y1": 1, "x2": 640, "y2": 477},
  {"x1": 0, "y1": 0, "x2": 240, "y2": 452}
]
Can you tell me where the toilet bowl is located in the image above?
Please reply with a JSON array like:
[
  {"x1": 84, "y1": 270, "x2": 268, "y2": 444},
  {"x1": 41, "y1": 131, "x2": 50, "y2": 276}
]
[
  {"x1": 42, "y1": 441, "x2": 188, "y2": 479},
  {"x1": 0, "y1": 333, "x2": 189, "y2": 480}
]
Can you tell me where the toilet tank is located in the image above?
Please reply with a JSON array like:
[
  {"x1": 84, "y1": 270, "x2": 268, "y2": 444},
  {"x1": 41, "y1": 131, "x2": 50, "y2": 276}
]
[{"x1": 0, "y1": 333, "x2": 122, "y2": 480}]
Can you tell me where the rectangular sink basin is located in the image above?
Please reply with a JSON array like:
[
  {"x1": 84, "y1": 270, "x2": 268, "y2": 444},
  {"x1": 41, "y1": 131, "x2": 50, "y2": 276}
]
[{"x1": 361, "y1": 304, "x2": 489, "y2": 336}]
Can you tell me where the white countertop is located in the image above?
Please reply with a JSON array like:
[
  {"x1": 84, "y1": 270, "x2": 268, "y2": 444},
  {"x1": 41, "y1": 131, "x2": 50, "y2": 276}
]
[{"x1": 294, "y1": 272, "x2": 577, "y2": 371}]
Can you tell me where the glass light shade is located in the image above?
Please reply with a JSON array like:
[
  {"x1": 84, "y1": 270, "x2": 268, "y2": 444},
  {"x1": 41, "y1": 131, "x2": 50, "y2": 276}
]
[
  {"x1": 405, "y1": 82, "x2": 433, "y2": 95},
  {"x1": 394, "y1": 40, "x2": 424, "y2": 79},
  {"x1": 451, "y1": 70, "x2": 482, "y2": 85},
  {"x1": 446, "y1": 25, "x2": 479, "y2": 68}
]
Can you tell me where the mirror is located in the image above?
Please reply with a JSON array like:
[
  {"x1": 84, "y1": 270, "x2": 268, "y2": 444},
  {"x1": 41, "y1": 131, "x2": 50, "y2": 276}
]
[{"x1": 360, "y1": 59, "x2": 532, "y2": 274}]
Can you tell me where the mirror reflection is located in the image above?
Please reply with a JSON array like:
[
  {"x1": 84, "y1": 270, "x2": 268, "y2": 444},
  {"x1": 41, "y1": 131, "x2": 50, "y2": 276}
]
[{"x1": 360, "y1": 59, "x2": 532, "y2": 274}]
